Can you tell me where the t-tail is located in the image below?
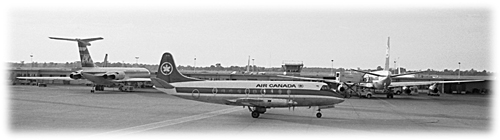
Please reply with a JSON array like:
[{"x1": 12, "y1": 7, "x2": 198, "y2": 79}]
[
  {"x1": 156, "y1": 52, "x2": 202, "y2": 83},
  {"x1": 49, "y1": 37, "x2": 103, "y2": 67},
  {"x1": 384, "y1": 37, "x2": 390, "y2": 71}
]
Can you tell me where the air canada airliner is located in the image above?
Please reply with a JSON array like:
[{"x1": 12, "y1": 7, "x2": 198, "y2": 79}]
[
  {"x1": 150, "y1": 52, "x2": 345, "y2": 118},
  {"x1": 16, "y1": 37, "x2": 151, "y2": 93}
]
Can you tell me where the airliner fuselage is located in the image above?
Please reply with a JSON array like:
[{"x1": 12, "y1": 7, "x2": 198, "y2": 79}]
[{"x1": 154, "y1": 80, "x2": 345, "y2": 107}]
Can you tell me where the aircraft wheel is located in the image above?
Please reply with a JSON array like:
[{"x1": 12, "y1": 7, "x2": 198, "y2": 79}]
[
  {"x1": 387, "y1": 94, "x2": 394, "y2": 98},
  {"x1": 316, "y1": 112, "x2": 322, "y2": 118},
  {"x1": 251, "y1": 111, "x2": 260, "y2": 118},
  {"x1": 91, "y1": 90, "x2": 95, "y2": 93},
  {"x1": 366, "y1": 94, "x2": 372, "y2": 99}
]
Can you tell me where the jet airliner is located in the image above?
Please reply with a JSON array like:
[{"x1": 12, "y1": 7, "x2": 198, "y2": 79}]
[
  {"x1": 150, "y1": 52, "x2": 345, "y2": 118},
  {"x1": 16, "y1": 37, "x2": 151, "y2": 93},
  {"x1": 280, "y1": 37, "x2": 483, "y2": 98}
]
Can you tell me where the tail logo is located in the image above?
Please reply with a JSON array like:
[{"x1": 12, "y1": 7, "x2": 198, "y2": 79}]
[{"x1": 160, "y1": 62, "x2": 173, "y2": 75}]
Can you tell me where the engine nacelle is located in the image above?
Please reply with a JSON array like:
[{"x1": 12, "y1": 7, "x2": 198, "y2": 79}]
[
  {"x1": 337, "y1": 84, "x2": 346, "y2": 92},
  {"x1": 102, "y1": 71, "x2": 126, "y2": 80},
  {"x1": 69, "y1": 70, "x2": 83, "y2": 79},
  {"x1": 429, "y1": 84, "x2": 439, "y2": 93}
]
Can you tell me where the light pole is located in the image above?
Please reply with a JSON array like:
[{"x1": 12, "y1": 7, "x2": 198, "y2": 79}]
[
  {"x1": 331, "y1": 60, "x2": 334, "y2": 76},
  {"x1": 194, "y1": 56, "x2": 197, "y2": 73},
  {"x1": 252, "y1": 58, "x2": 255, "y2": 72},
  {"x1": 30, "y1": 54, "x2": 33, "y2": 76},
  {"x1": 30, "y1": 54, "x2": 33, "y2": 68},
  {"x1": 458, "y1": 62, "x2": 461, "y2": 78},
  {"x1": 394, "y1": 60, "x2": 397, "y2": 74},
  {"x1": 135, "y1": 56, "x2": 139, "y2": 66}
]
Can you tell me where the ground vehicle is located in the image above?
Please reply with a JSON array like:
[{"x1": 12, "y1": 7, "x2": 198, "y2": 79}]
[{"x1": 357, "y1": 88, "x2": 374, "y2": 98}]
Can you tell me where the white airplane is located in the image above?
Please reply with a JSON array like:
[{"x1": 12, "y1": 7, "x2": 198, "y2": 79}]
[
  {"x1": 16, "y1": 37, "x2": 151, "y2": 93},
  {"x1": 280, "y1": 37, "x2": 483, "y2": 98},
  {"x1": 150, "y1": 52, "x2": 345, "y2": 118}
]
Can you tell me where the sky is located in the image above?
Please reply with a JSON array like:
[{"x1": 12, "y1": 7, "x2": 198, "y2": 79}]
[{"x1": 4, "y1": 1, "x2": 494, "y2": 72}]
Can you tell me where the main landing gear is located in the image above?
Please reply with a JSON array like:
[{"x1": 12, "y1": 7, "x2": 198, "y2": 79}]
[
  {"x1": 118, "y1": 85, "x2": 134, "y2": 92},
  {"x1": 385, "y1": 89, "x2": 394, "y2": 99},
  {"x1": 248, "y1": 106, "x2": 267, "y2": 118},
  {"x1": 91, "y1": 85, "x2": 105, "y2": 93},
  {"x1": 247, "y1": 106, "x2": 326, "y2": 118}
]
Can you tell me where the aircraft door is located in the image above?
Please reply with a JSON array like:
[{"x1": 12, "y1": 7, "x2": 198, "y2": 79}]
[
  {"x1": 245, "y1": 88, "x2": 250, "y2": 98},
  {"x1": 260, "y1": 88, "x2": 266, "y2": 97},
  {"x1": 212, "y1": 87, "x2": 218, "y2": 97},
  {"x1": 192, "y1": 89, "x2": 200, "y2": 99}
]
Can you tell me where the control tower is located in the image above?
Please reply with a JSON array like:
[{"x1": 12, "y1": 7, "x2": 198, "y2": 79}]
[{"x1": 282, "y1": 60, "x2": 303, "y2": 76}]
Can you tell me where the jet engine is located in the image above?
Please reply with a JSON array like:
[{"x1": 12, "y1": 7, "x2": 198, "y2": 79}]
[
  {"x1": 102, "y1": 71, "x2": 126, "y2": 80},
  {"x1": 69, "y1": 70, "x2": 83, "y2": 79},
  {"x1": 429, "y1": 84, "x2": 439, "y2": 93},
  {"x1": 337, "y1": 84, "x2": 346, "y2": 92}
]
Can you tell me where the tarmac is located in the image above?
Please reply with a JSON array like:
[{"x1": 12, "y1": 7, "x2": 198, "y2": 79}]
[{"x1": 8, "y1": 85, "x2": 491, "y2": 137}]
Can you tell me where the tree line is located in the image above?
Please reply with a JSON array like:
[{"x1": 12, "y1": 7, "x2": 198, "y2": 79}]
[{"x1": 9, "y1": 61, "x2": 492, "y2": 76}]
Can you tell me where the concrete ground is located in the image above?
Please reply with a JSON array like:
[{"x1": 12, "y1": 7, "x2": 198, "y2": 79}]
[{"x1": 8, "y1": 85, "x2": 492, "y2": 137}]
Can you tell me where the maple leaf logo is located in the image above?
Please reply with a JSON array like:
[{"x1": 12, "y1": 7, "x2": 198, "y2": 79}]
[{"x1": 160, "y1": 62, "x2": 173, "y2": 75}]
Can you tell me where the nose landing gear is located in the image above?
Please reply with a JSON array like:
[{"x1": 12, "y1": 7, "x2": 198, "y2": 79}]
[{"x1": 316, "y1": 108, "x2": 322, "y2": 118}]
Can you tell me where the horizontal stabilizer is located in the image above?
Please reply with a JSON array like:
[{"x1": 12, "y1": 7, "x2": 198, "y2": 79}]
[
  {"x1": 350, "y1": 69, "x2": 384, "y2": 77},
  {"x1": 49, "y1": 37, "x2": 103, "y2": 45}
]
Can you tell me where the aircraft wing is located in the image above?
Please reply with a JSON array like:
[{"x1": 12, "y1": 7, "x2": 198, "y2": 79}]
[
  {"x1": 16, "y1": 77, "x2": 73, "y2": 81},
  {"x1": 389, "y1": 80, "x2": 484, "y2": 87},
  {"x1": 112, "y1": 78, "x2": 151, "y2": 82},
  {"x1": 226, "y1": 98, "x2": 296, "y2": 107},
  {"x1": 277, "y1": 75, "x2": 340, "y2": 84}
]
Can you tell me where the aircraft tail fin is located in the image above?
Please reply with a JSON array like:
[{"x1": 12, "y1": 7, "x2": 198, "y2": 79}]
[
  {"x1": 384, "y1": 37, "x2": 390, "y2": 71},
  {"x1": 103, "y1": 54, "x2": 108, "y2": 67},
  {"x1": 49, "y1": 37, "x2": 103, "y2": 67},
  {"x1": 156, "y1": 52, "x2": 202, "y2": 83}
]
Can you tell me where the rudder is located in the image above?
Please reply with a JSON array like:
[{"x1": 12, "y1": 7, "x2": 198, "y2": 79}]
[{"x1": 384, "y1": 37, "x2": 390, "y2": 70}]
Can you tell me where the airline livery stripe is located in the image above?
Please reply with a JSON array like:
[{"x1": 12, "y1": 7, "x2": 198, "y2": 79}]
[{"x1": 174, "y1": 87, "x2": 343, "y2": 98}]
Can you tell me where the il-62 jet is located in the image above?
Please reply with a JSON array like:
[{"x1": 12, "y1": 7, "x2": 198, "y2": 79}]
[
  {"x1": 16, "y1": 37, "x2": 151, "y2": 93},
  {"x1": 150, "y1": 52, "x2": 345, "y2": 118}
]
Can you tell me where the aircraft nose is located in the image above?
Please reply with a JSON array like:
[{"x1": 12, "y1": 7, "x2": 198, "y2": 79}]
[{"x1": 337, "y1": 98, "x2": 345, "y2": 104}]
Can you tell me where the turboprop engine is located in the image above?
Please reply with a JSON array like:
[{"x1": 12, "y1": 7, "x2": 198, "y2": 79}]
[
  {"x1": 102, "y1": 71, "x2": 126, "y2": 80},
  {"x1": 429, "y1": 84, "x2": 439, "y2": 93},
  {"x1": 69, "y1": 70, "x2": 83, "y2": 79}
]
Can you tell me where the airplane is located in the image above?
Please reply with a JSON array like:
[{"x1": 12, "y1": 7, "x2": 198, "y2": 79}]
[
  {"x1": 150, "y1": 52, "x2": 345, "y2": 118},
  {"x1": 16, "y1": 37, "x2": 151, "y2": 93},
  {"x1": 280, "y1": 37, "x2": 483, "y2": 98}
]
